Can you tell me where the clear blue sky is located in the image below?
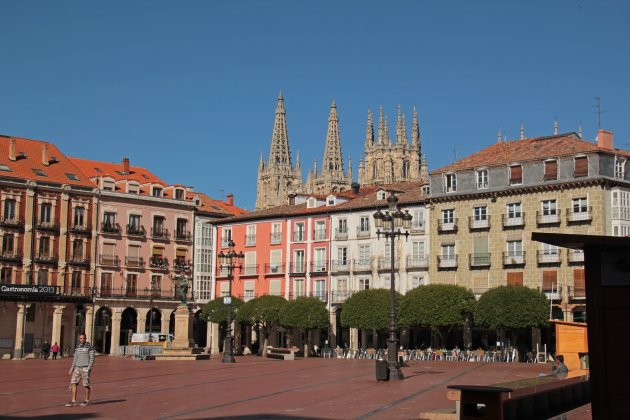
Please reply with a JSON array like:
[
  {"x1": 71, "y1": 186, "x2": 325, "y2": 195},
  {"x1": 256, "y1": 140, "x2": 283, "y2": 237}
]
[{"x1": 1, "y1": 1, "x2": 629, "y2": 210}]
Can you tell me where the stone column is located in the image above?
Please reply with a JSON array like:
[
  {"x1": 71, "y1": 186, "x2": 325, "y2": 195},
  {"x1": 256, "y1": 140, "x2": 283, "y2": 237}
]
[
  {"x1": 109, "y1": 308, "x2": 122, "y2": 356},
  {"x1": 160, "y1": 309, "x2": 171, "y2": 334},
  {"x1": 210, "y1": 322, "x2": 220, "y2": 355},
  {"x1": 84, "y1": 306, "x2": 94, "y2": 343},
  {"x1": 350, "y1": 327, "x2": 359, "y2": 351},
  {"x1": 205, "y1": 321, "x2": 213, "y2": 350},
  {"x1": 136, "y1": 310, "x2": 147, "y2": 334},
  {"x1": 51, "y1": 305, "x2": 65, "y2": 354},
  {"x1": 329, "y1": 308, "x2": 337, "y2": 347},
  {"x1": 13, "y1": 303, "x2": 30, "y2": 359}
]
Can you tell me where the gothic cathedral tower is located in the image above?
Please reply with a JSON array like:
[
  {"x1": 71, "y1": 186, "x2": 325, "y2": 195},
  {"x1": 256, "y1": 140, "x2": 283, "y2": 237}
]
[{"x1": 255, "y1": 93, "x2": 303, "y2": 210}]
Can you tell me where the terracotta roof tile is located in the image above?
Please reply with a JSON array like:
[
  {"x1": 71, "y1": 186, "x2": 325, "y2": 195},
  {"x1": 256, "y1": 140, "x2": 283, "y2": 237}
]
[
  {"x1": 68, "y1": 157, "x2": 165, "y2": 185},
  {"x1": 430, "y1": 133, "x2": 622, "y2": 174},
  {"x1": 195, "y1": 192, "x2": 247, "y2": 217},
  {"x1": 0, "y1": 135, "x2": 95, "y2": 188}
]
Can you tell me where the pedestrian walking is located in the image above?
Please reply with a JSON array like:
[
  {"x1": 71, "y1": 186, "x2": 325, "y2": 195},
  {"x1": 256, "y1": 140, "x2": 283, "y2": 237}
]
[
  {"x1": 42, "y1": 341, "x2": 50, "y2": 360},
  {"x1": 66, "y1": 334, "x2": 95, "y2": 407},
  {"x1": 51, "y1": 342, "x2": 59, "y2": 360}
]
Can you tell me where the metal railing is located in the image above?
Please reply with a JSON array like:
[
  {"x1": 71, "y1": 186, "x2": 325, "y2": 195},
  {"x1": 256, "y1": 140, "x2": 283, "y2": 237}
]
[
  {"x1": 174, "y1": 231, "x2": 192, "y2": 241},
  {"x1": 99, "y1": 255, "x2": 120, "y2": 266},
  {"x1": 437, "y1": 219, "x2": 458, "y2": 233},
  {"x1": 264, "y1": 263, "x2": 285, "y2": 275},
  {"x1": 68, "y1": 255, "x2": 90, "y2": 266},
  {"x1": 377, "y1": 258, "x2": 399, "y2": 270},
  {"x1": 34, "y1": 252, "x2": 58, "y2": 264},
  {"x1": 290, "y1": 263, "x2": 306, "y2": 274},
  {"x1": 536, "y1": 211, "x2": 560, "y2": 225},
  {"x1": 406, "y1": 256, "x2": 429, "y2": 269},
  {"x1": 353, "y1": 259, "x2": 372, "y2": 271},
  {"x1": 503, "y1": 251, "x2": 526, "y2": 266},
  {"x1": 356, "y1": 227, "x2": 370, "y2": 238},
  {"x1": 151, "y1": 228, "x2": 169, "y2": 240},
  {"x1": 126, "y1": 224, "x2": 146, "y2": 237},
  {"x1": 330, "y1": 260, "x2": 350, "y2": 272},
  {"x1": 537, "y1": 250, "x2": 561, "y2": 264},
  {"x1": 334, "y1": 228, "x2": 348, "y2": 240},
  {"x1": 566, "y1": 207, "x2": 592, "y2": 223},
  {"x1": 97, "y1": 286, "x2": 181, "y2": 300},
  {"x1": 149, "y1": 256, "x2": 169, "y2": 269},
  {"x1": 502, "y1": 213, "x2": 525, "y2": 228},
  {"x1": 0, "y1": 250, "x2": 22, "y2": 263},
  {"x1": 0, "y1": 217, "x2": 24, "y2": 229},
  {"x1": 173, "y1": 259, "x2": 192, "y2": 271},
  {"x1": 36, "y1": 221, "x2": 58, "y2": 232},
  {"x1": 469, "y1": 216, "x2": 490, "y2": 230},
  {"x1": 241, "y1": 264, "x2": 259, "y2": 276},
  {"x1": 101, "y1": 222, "x2": 121, "y2": 234},
  {"x1": 125, "y1": 256, "x2": 145, "y2": 268},
  {"x1": 310, "y1": 261, "x2": 328, "y2": 273},
  {"x1": 117, "y1": 345, "x2": 165, "y2": 359},
  {"x1": 437, "y1": 255, "x2": 458, "y2": 268},
  {"x1": 270, "y1": 232, "x2": 282, "y2": 244},
  {"x1": 70, "y1": 224, "x2": 91, "y2": 234},
  {"x1": 293, "y1": 232, "x2": 305, "y2": 242},
  {"x1": 567, "y1": 250, "x2": 585, "y2": 263},
  {"x1": 245, "y1": 235, "x2": 256, "y2": 246},
  {"x1": 469, "y1": 253, "x2": 491, "y2": 267},
  {"x1": 313, "y1": 229, "x2": 327, "y2": 241}
]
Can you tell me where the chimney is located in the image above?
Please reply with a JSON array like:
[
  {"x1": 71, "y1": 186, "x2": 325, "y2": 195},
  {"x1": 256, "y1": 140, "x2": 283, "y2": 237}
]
[
  {"x1": 8, "y1": 138, "x2": 16, "y2": 161},
  {"x1": 226, "y1": 194, "x2": 234, "y2": 206},
  {"x1": 42, "y1": 143, "x2": 49, "y2": 166},
  {"x1": 351, "y1": 182, "x2": 360, "y2": 194},
  {"x1": 597, "y1": 129, "x2": 614, "y2": 150},
  {"x1": 122, "y1": 157, "x2": 130, "y2": 174}
]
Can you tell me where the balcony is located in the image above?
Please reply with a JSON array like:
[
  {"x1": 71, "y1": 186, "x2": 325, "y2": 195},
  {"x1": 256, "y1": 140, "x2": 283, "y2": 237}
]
[
  {"x1": 410, "y1": 222, "x2": 425, "y2": 234},
  {"x1": 245, "y1": 234, "x2": 257, "y2": 246},
  {"x1": 290, "y1": 263, "x2": 306, "y2": 275},
  {"x1": 406, "y1": 255, "x2": 429, "y2": 270},
  {"x1": 149, "y1": 256, "x2": 169, "y2": 270},
  {"x1": 293, "y1": 232, "x2": 305, "y2": 242},
  {"x1": 34, "y1": 252, "x2": 58, "y2": 265},
  {"x1": 330, "y1": 260, "x2": 350, "y2": 272},
  {"x1": 0, "y1": 217, "x2": 24, "y2": 230},
  {"x1": 469, "y1": 253, "x2": 491, "y2": 268},
  {"x1": 0, "y1": 250, "x2": 22, "y2": 263},
  {"x1": 331, "y1": 290, "x2": 353, "y2": 304},
  {"x1": 99, "y1": 255, "x2": 120, "y2": 267},
  {"x1": 68, "y1": 255, "x2": 90, "y2": 267},
  {"x1": 126, "y1": 224, "x2": 146, "y2": 238},
  {"x1": 334, "y1": 228, "x2": 348, "y2": 240},
  {"x1": 310, "y1": 261, "x2": 328, "y2": 273},
  {"x1": 151, "y1": 228, "x2": 170, "y2": 240},
  {"x1": 174, "y1": 230, "x2": 192, "y2": 242},
  {"x1": 437, "y1": 255, "x2": 458, "y2": 269},
  {"x1": 537, "y1": 250, "x2": 561, "y2": 265},
  {"x1": 241, "y1": 264, "x2": 259, "y2": 276},
  {"x1": 270, "y1": 232, "x2": 282, "y2": 244},
  {"x1": 469, "y1": 216, "x2": 490, "y2": 231},
  {"x1": 353, "y1": 259, "x2": 372, "y2": 272},
  {"x1": 502, "y1": 213, "x2": 525, "y2": 229},
  {"x1": 503, "y1": 251, "x2": 526, "y2": 266},
  {"x1": 536, "y1": 211, "x2": 560, "y2": 226},
  {"x1": 313, "y1": 229, "x2": 327, "y2": 241},
  {"x1": 566, "y1": 207, "x2": 592, "y2": 223},
  {"x1": 309, "y1": 290, "x2": 328, "y2": 303},
  {"x1": 221, "y1": 238, "x2": 231, "y2": 248},
  {"x1": 356, "y1": 227, "x2": 370, "y2": 238},
  {"x1": 542, "y1": 287, "x2": 561, "y2": 301},
  {"x1": 377, "y1": 258, "x2": 399, "y2": 271},
  {"x1": 173, "y1": 259, "x2": 192, "y2": 271},
  {"x1": 264, "y1": 263, "x2": 285, "y2": 275},
  {"x1": 567, "y1": 250, "x2": 585, "y2": 264},
  {"x1": 70, "y1": 224, "x2": 92, "y2": 235},
  {"x1": 125, "y1": 256, "x2": 145, "y2": 268},
  {"x1": 36, "y1": 221, "x2": 59, "y2": 233},
  {"x1": 101, "y1": 222, "x2": 121, "y2": 235},
  {"x1": 96, "y1": 286, "x2": 179, "y2": 300},
  {"x1": 437, "y1": 219, "x2": 458, "y2": 233}
]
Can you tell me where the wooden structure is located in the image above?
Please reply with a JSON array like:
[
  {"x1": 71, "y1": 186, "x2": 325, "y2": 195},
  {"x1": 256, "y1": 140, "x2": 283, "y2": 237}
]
[
  {"x1": 551, "y1": 320, "x2": 588, "y2": 371},
  {"x1": 532, "y1": 232, "x2": 630, "y2": 419}
]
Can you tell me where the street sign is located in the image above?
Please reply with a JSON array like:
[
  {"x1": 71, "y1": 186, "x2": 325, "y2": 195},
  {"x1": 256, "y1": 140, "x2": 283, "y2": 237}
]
[{"x1": 224, "y1": 296, "x2": 231, "y2": 305}]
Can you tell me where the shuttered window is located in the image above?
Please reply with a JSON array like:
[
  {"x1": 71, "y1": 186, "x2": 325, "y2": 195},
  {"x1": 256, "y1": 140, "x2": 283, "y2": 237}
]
[
  {"x1": 574, "y1": 156, "x2": 588, "y2": 177},
  {"x1": 507, "y1": 272, "x2": 523, "y2": 286},
  {"x1": 573, "y1": 269, "x2": 585, "y2": 297},
  {"x1": 544, "y1": 160, "x2": 558, "y2": 180},
  {"x1": 542, "y1": 270, "x2": 557, "y2": 291},
  {"x1": 509, "y1": 165, "x2": 523, "y2": 185},
  {"x1": 269, "y1": 279, "x2": 281, "y2": 295}
]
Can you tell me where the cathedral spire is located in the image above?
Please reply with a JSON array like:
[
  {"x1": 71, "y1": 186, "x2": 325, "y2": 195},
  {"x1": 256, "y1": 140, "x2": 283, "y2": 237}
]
[
  {"x1": 347, "y1": 157, "x2": 353, "y2": 182},
  {"x1": 377, "y1": 106, "x2": 385, "y2": 145},
  {"x1": 322, "y1": 100, "x2": 344, "y2": 174},
  {"x1": 396, "y1": 105, "x2": 408, "y2": 146},
  {"x1": 412, "y1": 106, "x2": 421, "y2": 150},
  {"x1": 384, "y1": 114, "x2": 391, "y2": 144},
  {"x1": 497, "y1": 127, "x2": 502, "y2": 143},
  {"x1": 268, "y1": 92, "x2": 292, "y2": 168},
  {"x1": 365, "y1": 108, "x2": 374, "y2": 148},
  {"x1": 520, "y1": 121, "x2": 525, "y2": 140},
  {"x1": 553, "y1": 117, "x2": 559, "y2": 135},
  {"x1": 259, "y1": 152, "x2": 265, "y2": 170}
]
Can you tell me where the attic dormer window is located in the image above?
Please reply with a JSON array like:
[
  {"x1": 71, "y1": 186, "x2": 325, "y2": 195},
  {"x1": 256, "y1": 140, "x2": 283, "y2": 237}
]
[
  {"x1": 152, "y1": 187, "x2": 163, "y2": 197},
  {"x1": 377, "y1": 191, "x2": 387, "y2": 200},
  {"x1": 175, "y1": 189, "x2": 185, "y2": 200},
  {"x1": 327, "y1": 195, "x2": 335, "y2": 206},
  {"x1": 444, "y1": 173, "x2": 457, "y2": 193},
  {"x1": 65, "y1": 173, "x2": 80, "y2": 181},
  {"x1": 32, "y1": 169, "x2": 47, "y2": 177},
  {"x1": 0, "y1": 164, "x2": 12, "y2": 172},
  {"x1": 509, "y1": 165, "x2": 523, "y2": 185},
  {"x1": 127, "y1": 182, "x2": 140, "y2": 194},
  {"x1": 307, "y1": 198, "x2": 316, "y2": 208}
]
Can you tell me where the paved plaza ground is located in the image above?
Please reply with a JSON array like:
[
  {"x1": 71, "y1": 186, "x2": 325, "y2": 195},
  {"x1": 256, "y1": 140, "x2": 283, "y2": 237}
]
[{"x1": 0, "y1": 355, "x2": 591, "y2": 419}]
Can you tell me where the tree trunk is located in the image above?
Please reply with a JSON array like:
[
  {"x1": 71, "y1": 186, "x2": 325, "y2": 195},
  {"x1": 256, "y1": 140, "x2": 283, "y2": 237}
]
[
  {"x1": 304, "y1": 329, "x2": 309, "y2": 358},
  {"x1": 463, "y1": 314, "x2": 473, "y2": 349},
  {"x1": 261, "y1": 327, "x2": 269, "y2": 357}
]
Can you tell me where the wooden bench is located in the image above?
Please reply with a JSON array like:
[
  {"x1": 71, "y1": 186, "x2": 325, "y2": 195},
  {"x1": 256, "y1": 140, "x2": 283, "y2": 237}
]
[
  {"x1": 419, "y1": 370, "x2": 590, "y2": 420},
  {"x1": 267, "y1": 347, "x2": 298, "y2": 361}
]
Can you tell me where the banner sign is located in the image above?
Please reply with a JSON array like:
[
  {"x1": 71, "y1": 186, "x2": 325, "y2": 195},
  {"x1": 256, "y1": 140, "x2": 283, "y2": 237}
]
[{"x1": 0, "y1": 284, "x2": 60, "y2": 297}]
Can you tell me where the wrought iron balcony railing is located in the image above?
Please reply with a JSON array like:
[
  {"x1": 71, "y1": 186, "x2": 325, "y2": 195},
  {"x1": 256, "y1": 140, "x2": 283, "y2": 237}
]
[
  {"x1": 101, "y1": 222, "x2": 121, "y2": 234},
  {"x1": 125, "y1": 256, "x2": 145, "y2": 268},
  {"x1": 469, "y1": 216, "x2": 490, "y2": 230},
  {"x1": 99, "y1": 255, "x2": 120, "y2": 266},
  {"x1": 126, "y1": 224, "x2": 146, "y2": 237},
  {"x1": 536, "y1": 211, "x2": 560, "y2": 226},
  {"x1": 151, "y1": 228, "x2": 169, "y2": 240}
]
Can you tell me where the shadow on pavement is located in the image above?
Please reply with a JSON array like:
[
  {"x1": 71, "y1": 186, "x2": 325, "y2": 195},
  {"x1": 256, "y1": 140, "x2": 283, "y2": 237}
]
[
  {"x1": 89, "y1": 399, "x2": 126, "y2": 405},
  {"x1": 194, "y1": 416, "x2": 325, "y2": 420},
  {"x1": 1, "y1": 415, "x2": 98, "y2": 420}
]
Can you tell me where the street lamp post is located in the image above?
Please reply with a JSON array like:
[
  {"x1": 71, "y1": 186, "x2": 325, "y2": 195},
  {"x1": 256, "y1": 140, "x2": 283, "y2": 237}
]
[
  {"x1": 373, "y1": 193, "x2": 412, "y2": 381},
  {"x1": 218, "y1": 239, "x2": 244, "y2": 364}
]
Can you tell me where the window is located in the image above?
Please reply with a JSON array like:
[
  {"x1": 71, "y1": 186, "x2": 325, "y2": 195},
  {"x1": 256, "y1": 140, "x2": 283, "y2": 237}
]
[
  {"x1": 32, "y1": 168, "x2": 47, "y2": 177},
  {"x1": 175, "y1": 189, "x2": 185, "y2": 200},
  {"x1": 359, "y1": 216, "x2": 370, "y2": 232},
  {"x1": 246, "y1": 225, "x2": 256, "y2": 246},
  {"x1": 1, "y1": 267, "x2": 11, "y2": 285},
  {"x1": 412, "y1": 241, "x2": 425, "y2": 260},
  {"x1": 40, "y1": 203, "x2": 52, "y2": 224},
  {"x1": 314, "y1": 248, "x2": 326, "y2": 271},
  {"x1": 151, "y1": 275, "x2": 162, "y2": 292},
  {"x1": 442, "y1": 209, "x2": 455, "y2": 223},
  {"x1": 377, "y1": 191, "x2": 386, "y2": 200},
  {"x1": 359, "y1": 278, "x2": 370, "y2": 290},
  {"x1": 509, "y1": 165, "x2": 523, "y2": 185},
  {"x1": 72, "y1": 239, "x2": 83, "y2": 259},
  {"x1": 126, "y1": 274, "x2": 138, "y2": 297},
  {"x1": 476, "y1": 169, "x2": 489, "y2": 189},
  {"x1": 544, "y1": 160, "x2": 558, "y2": 181},
  {"x1": 153, "y1": 187, "x2": 163, "y2": 197},
  {"x1": 337, "y1": 219, "x2": 347, "y2": 234},
  {"x1": 293, "y1": 250, "x2": 305, "y2": 272},
  {"x1": 473, "y1": 206, "x2": 487, "y2": 221},
  {"x1": 2, "y1": 234, "x2": 14, "y2": 254},
  {"x1": 314, "y1": 280, "x2": 326, "y2": 301},
  {"x1": 3, "y1": 199, "x2": 16, "y2": 221},
  {"x1": 153, "y1": 216, "x2": 165, "y2": 235},
  {"x1": 37, "y1": 270, "x2": 49, "y2": 286},
  {"x1": 314, "y1": 220, "x2": 326, "y2": 240},
  {"x1": 445, "y1": 173, "x2": 457, "y2": 192},
  {"x1": 542, "y1": 243, "x2": 558, "y2": 255},
  {"x1": 244, "y1": 252, "x2": 257, "y2": 275},
  {"x1": 271, "y1": 223, "x2": 282, "y2": 243},
  {"x1": 507, "y1": 272, "x2": 523, "y2": 286},
  {"x1": 358, "y1": 245, "x2": 370, "y2": 264},
  {"x1": 542, "y1": 271, "x2": 558, "y2": 292},
  {"x1": 574, "y1": 269, "x2": 586, "y2": 297},
  {"x1": 103, "y1": 212, "x2": 116, "y2": 229},
  {"x1": 293, "y1": 279, "x2": 305, "y2": 297},
  {"x1": 507, "y1": 240, "x2": 523, "y2": 257},
  {"x1": 100, "y1": 272, "x2": 113, "y2": 296},
  {"x1": 71, "y1": 271, "x2": 82, "y2": 289},
  {"x1": 73, "y1": 207, "x2": 85, "y2": 227},
  {"x1": 337, "y1": 247, "x2": 348, "y2": 265},
  {"x1": 0, "y1": 164, "x2": 12, "y2": 172},
  {"x1": 574, "y1": 156, "x2": 588, "y2": 177},
  {"x1": 38, "y1": 236, "x2": 51, "y2": 257},
  {"x1": 542, "y1": 200, "x2": 557, "y2": 215},
  {"x1": 441, "y1": 244, "x2": 455, "y2": 259},
  {"x1": 615, "y1": 157, "x2": 626, "y2": 179},
  {"x1": 269, "y1": 250, "x2": 282, "y2": 273},
  {"x1": 65, "y1": 173, "x2": 80, "y2": 181},
  {"x1": 176, "y1": 219, "x2": 188, "y2": 238},
  {"x1": 294, "y1": 222, "x2": 305, "y2": 242},
  {"x1": 221, "y1": 228, "x2": 232, "y2": 247},
  {"x1": 412, "y1": 210, "x2": 424, "y2": 229},
  {"x1": 327, "y1": 195, "x2": 335, "y2": 206},
  {"x1": 127, "y1": 182, "x2": 139, "y2": 194},
  {"x1": 572, "y1": 197, "x2": 588, "y2": 213},
  {"x1": 507, "y1": 203, "x2": 522, "y2": 218}
]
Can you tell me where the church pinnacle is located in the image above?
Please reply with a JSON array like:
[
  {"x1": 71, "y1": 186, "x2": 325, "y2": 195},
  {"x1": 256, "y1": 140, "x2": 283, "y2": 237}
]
[
  {"x1": 268, "y1": 92, "x2": 292, "y2": 167},
  {"x1": 365, "y1": 108, "x2": 374, "y2": 148},
  {"x1": 322, "y1": 100, "x2": 344, "y2": 173},
  {"x1": 396, "y1": 105, "x2": 408, "y2": 146},
  {"x1": 412, "y1": 106, "x2": 421, "y2": 150}
]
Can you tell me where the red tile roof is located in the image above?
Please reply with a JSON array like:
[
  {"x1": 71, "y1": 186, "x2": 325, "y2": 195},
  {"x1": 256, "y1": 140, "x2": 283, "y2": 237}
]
[
  {"x1": 431, "y1": 133, "x2": 630, "y2": 174},
  {"x1": 0, "y1": 135, "x2": 95, "y2": 188},
  {"x1": 195, "y1": 192, "x2": 247, "y2": 217},
  {"x1": 68, "y1": 157, "x2": 165, "y2": 185}
]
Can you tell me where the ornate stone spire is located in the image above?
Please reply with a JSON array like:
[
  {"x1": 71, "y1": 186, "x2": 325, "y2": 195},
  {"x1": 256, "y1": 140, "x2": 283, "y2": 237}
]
[
  {"x1": 322, "y1": 100, "x2": 344, "y2": 174},
  {"x1": 259, "y1": 152, "x2": 265, "y2": 170},
  {"x1": 578, "y1": 122, "x2": 583, "y2": 139},
  {"x1": 384, "y1": 114, "x2": 390, "y2": 144},
  {"x1": 553, "y1": 117, "x2": 559, "y2": 135},
  {"x1": 268, "y1": 92, "x2": 292, "y2": 167},
  {"x1": 520, "y1": 121, "x2": 525, "y2": 140},
  {"x1": 365, "y1": 108, "x2": 374, "y2": 148},
  {"x1": 347, "y1": 157, "x2": 353, "y2": 182},
  {"x1": 497, "y1": 127, "x2": 502, "y2": 143},
  {"x1": 396, "y1": 105, "x2": 408, "y2": 146},
  {"x1": 377, "y1": 106, "x2": 385, "y2": 145},
  {"x1": 412, "y1": 106, "x2": 420, "y2": 149}
]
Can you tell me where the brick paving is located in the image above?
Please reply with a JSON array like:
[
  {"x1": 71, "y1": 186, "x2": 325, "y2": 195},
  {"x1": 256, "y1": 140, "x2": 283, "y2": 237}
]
[{"x1": 0, "y1": 356, "x2": 591, "y2": 419}]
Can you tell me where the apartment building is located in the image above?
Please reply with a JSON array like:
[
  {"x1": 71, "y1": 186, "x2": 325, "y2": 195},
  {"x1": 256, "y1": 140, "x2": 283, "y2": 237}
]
[{"x1": 427, "y1": 129, "x2": 630, "y2": 323}]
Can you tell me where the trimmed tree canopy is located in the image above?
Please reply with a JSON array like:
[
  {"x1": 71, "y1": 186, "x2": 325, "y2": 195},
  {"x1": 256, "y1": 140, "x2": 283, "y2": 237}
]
[
  {"x1": 201, "y1": 296, "x2": 244, "y2": 324},
  {"x1": 236, "y1": 295, "x2": 287, "y2": 329},
  {"x1": 340, "y1": 289, "x2": 402, "y2": 330},
  {"x1": 280, "y1": 297, "x2": 329, "y2": 331},
  {"x1": 475, "y1": 285, "x2": 549, "y2": 330},
  {"x1": 398, "y1": 284, "x2": 476, "y2": 330}
]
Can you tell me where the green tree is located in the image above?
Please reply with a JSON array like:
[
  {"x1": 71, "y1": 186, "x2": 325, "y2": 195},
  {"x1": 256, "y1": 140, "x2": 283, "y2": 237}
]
[
  {"x1": 475, "y1": 285, "x2": 549, "y2": 347},
  {"x1": 398, "y1": 284, "x2": 476, "y2": 347},
  {"x1": 280, "y1": 297, "x2": 329, "y2": 357},
  {"x1": 236, "y1": 295, "x2": 287, "y2": 357},
  {"x1": 340, "y1": 289, "x2": 402, "y2": 331},
  {"x1": 201, "y1": 297, "x2": 244, "y2": 324}
]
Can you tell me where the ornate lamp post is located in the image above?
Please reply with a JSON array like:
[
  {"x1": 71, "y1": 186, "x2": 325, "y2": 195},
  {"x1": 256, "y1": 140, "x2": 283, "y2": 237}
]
[
  {"x1": 217, "y1": 239, "x2": 244, "y2": 363},
  {"x1": 373, "y1": 192, "x2": 412, "y2": 380}
]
